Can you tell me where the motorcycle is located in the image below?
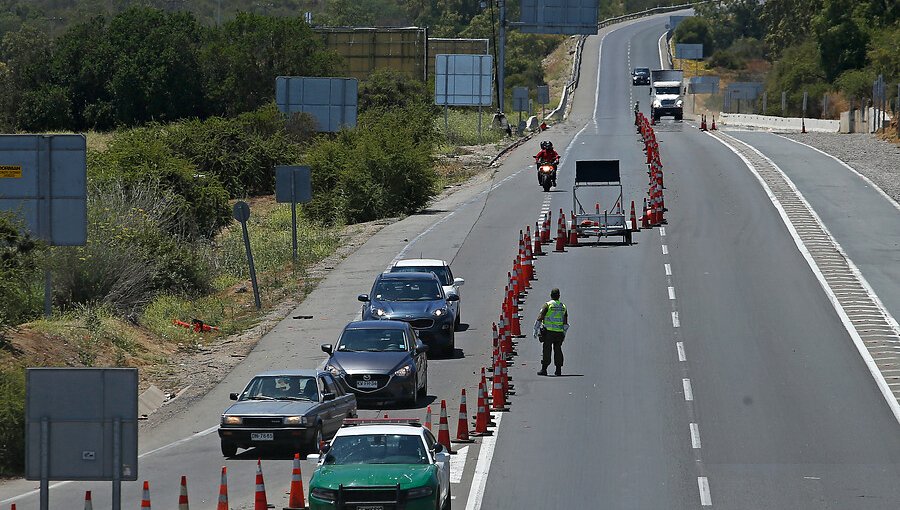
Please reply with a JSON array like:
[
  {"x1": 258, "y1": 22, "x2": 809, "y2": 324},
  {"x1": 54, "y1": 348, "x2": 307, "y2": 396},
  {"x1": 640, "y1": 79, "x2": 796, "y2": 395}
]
[{"x1": 536, "y1": 159, "x2": 558, "y2": 192}]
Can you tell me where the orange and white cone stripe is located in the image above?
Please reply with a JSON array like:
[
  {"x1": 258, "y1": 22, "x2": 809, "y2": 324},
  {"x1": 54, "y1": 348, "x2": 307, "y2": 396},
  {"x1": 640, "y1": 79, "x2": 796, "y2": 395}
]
[
  {"x1": 216, "y1": 467, "x2": 228, "y2": 510},
  {"x1": 140, "y1": 481, "x2": 151, "y2": 510},
  {"x1": 254, "y1": 459, "x2": 268, "y2": 510},
  {"x1": 178, "y1": 476, "x2": 189, "y2": 510},
  {"x1": 286, "y1": 453, "x2": 307, "y2": 510}
]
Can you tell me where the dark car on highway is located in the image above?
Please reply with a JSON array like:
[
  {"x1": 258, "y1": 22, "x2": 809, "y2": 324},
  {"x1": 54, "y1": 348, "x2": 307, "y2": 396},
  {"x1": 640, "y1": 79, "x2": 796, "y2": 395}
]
[
  {"x1": 359, "y1": 272, "x2": 458, "y2": 356},
  {"x1": 632, "y1": 67, "x2": 651, "y2": 85},
  {"x1": 218, "y1": 369, "x2": 357, "y2": 457},
  {"x1": 322, "y1": 320, "x2": 428, "y2": 405}
]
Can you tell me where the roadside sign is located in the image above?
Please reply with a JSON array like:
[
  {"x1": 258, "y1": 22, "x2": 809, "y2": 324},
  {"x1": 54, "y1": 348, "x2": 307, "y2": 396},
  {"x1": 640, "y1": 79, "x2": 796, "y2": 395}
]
[
  {"x1": 275, "y1": 77, "x2": 358, "y2": 132},
  {"x1": 513, "y1": 87, "x2": 529, "y2": 112},
  {"x1": 434, "y1": 54, "x2": 494, "y2": 107},
  {"x1": 275, "y1": 166, "x2": 313, "y2": 263},
  {"x1": 675, "y1": 44, "x2": 703, "y2": 60},
  {"x1": 0, "y1": 164, "x2": 22, "y2": 178},
  {"x1": 537, "y1": 85, "x2": 550, "y2": 105},
  {"x1": 519, "y1": 0, "x2": 599, "y2": 35}
]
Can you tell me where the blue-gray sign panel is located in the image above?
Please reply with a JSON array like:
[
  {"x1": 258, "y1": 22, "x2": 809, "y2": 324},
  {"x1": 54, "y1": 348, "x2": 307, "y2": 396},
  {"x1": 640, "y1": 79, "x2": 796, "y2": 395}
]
[
  {"x1": 513, "y1": 86, "x2": 529, "y2": 112},
  {"x1": 675, "y1": 43, "x2": 703, "y2": 60},
  {"x1": 276, "y1": 77, "x2": 358, "y2": 132},
  {"x1": 688, "y1": 76, "x2": 719, "y2": 94},
  {"x1": 536, "y1": 85, "x2": 550, "y2": 105},
  {"x1": 519, "y1": 0, "x2": 599, "y2": 35},
  {"x1": 0, "y1": 134, "x2": 86, "y2": 246},
  {"x1": 726, "y1": 82, "x2": 764, "y2": 100},
  {"x1": 434, "y1": 54, "x2": 494, "y2": 106},
  {"x1": 275, "y1": 166, "x2": 313, "y2": 203}
]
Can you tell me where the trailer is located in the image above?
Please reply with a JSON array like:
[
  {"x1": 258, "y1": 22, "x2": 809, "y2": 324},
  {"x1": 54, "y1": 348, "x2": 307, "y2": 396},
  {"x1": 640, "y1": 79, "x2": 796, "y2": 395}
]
[{"x1": 572, "y1": 160, "x2": 633, "y2": 245}]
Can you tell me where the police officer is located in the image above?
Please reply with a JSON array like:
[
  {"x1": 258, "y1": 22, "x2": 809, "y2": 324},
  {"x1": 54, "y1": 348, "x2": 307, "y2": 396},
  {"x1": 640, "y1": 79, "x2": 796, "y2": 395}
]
[{"x1": 535, "y1": 288, "x2": 568, "y2": 376}]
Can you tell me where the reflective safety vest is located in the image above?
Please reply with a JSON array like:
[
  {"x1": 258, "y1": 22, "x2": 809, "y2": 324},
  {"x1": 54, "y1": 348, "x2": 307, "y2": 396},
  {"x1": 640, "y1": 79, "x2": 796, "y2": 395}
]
[{"x1": 544, "y1": 300, "x2": 566, "y2": 332}]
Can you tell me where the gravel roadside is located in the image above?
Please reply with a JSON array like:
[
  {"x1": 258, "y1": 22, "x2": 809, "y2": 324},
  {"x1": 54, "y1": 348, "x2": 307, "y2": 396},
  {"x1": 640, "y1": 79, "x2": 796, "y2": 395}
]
[{"x1": 782, "y1": 133, "x2": 900, "y2": 202}]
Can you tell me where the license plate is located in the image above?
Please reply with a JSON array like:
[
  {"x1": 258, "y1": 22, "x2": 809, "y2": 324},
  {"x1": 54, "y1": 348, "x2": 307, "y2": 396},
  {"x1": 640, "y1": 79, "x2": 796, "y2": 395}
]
[
  {"x1": 250, "y1": 432, "x2": 274, "y2": 441},
  {"x1": 356, "y1": 380, "x2": 379, "y2": 389},
  {"x1": 356, "y1": 506, "x2": 384, "y2": 510}
]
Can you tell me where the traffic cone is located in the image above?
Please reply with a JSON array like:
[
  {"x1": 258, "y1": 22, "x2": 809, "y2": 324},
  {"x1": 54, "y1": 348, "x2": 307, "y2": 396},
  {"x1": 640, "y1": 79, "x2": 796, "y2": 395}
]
[
  {"x1": 424, "y1": 405, "x2": 433, "y2": 431},
  {"x1": 641, "y1": 198, "x2": 651, "y2": 229},
  {"x1": 437, "y1": 400, "x2": 455, "y2": 454},
  {"x1": 568, "y1": 211, "x2": 579, "y2": 247},
  {"x1": 542, "y1": 212, "x2": 551, "y2": 243},
  {"x1": 453, "y1": 389, "x2": 474, "y2": 443},
  {"x1": 711, "y1": 116, "x2": 717, "y2": 130},
  {"x1": 84, "y1": 490, "x2": 93, "y2": 510},
  {"x1": 254, "y1": 459, "x2": 267, "y2": 510},
  {"x1": 523, "y1": 227, "x2": 534, "y2": 279},
  {"x1": 491, "y1": 359, "x2": 508, "y2": 411},
  {"x1": 510, "y1": 304, "x2": 522, "y2": 338},
  {"x1": 285, "y1": 453, "x2": 308, "y2": 510},
  {"x1": 178, "y1": 477, "x2": 189, "y2": 510},
  {"x1": 471, "y1": 380, "x2": 492, "y2": 436},
  {"x1": 141, "y1": 481, "x2": 151, "y2": 510},
  {"x1": 491, "y1": 322, "x2": 499, "y2": 354},
  {"x1": 700, "y1": 114, "x2": 707, "y2": 131},
  {"x1": 801, "y1": 117, "x2": 806, "y2": 134},
  {"x1": 216, "y1": 467, "x2": 228, "y2": 510},
  {"x1": 533, "y1": 222, "x2": 544, "y2": 255},
  {"x1": 554, "y1": 214, "x2": 565, "y2": 252},
  {"x1": 630, "y1": 201, "x2": 639, "y2": 232}
]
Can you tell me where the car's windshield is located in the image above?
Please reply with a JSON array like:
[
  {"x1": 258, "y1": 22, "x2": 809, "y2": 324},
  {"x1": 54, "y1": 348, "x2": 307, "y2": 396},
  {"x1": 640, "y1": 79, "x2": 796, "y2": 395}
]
[
  {"x1": 324, "y1": 434, "x2": 429, "y2": 465},
  {"x1": 240, "y1": 376, "x2": 319, "y2": 401},
  {"x1": 338, "y1": 328, "x2": 408, "y2": 352},
  {"x1": 373, "y1": 280, "x2": 443, "y2": 301},
  {"x1": 655, "y1": 86, "x2": 680, "y2": 95},
  {"x1": 634, "y1": 68, "x2": 649, "y2": 75},
  {"x1": 391, "y1": 265, "x2": 451, "y2": 285}
]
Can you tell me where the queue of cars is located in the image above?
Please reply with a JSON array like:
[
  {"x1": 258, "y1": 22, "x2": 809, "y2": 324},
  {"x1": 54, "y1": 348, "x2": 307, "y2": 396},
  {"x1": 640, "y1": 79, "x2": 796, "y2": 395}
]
[{"x1": 217, "y1": 258, "x2": 462, "y2": 508}]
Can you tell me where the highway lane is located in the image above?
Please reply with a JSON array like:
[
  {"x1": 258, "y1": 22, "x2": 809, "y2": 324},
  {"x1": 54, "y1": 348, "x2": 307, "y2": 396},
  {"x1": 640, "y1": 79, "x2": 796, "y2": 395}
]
[{"x1": 481, "y1": 15, "x2": 900, "y2": 510}]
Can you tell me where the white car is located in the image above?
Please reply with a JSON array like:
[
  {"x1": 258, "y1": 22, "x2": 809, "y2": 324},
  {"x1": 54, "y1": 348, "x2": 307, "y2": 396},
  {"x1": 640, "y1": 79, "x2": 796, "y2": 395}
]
[
  {"x1": 390, "y1": 259, "x2": 464, "y2": 326},
  {"x1": 306, "y1": 418, "x2": 451, "y2": 509}
]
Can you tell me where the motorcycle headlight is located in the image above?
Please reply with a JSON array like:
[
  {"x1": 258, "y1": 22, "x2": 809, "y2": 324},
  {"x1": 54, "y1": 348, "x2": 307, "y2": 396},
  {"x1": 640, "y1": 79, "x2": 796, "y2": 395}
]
[
  {"x1": 325, "y1": 364, "x2": 344, "y2": 377},
  {"x1": 393, "y1": 364, "x2": 413, "y2": 377},
  {"x1": 221, "y1": 415, "x2": 241, "y2": 425},
  {"x1": 311, "y1": 487, "x2": 338, "y2": 502},
  {"x1": 406, "y1": 486, "x2": 434, "y2": 499},
  {"x1": 433, "y1": 307, "x2": 446, "y2": 317}
]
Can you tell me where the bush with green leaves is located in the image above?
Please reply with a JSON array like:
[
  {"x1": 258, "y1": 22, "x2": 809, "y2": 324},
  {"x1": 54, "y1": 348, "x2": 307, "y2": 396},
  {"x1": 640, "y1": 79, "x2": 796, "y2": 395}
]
[
  {"x1": 0, "y1": 214, "x2": 44, "y2": 331},
  {"x1": 360, "y1": 69, "x2": 432, "y2": 113},
  {"x1": 0, "y1": 364, "x2": 25, "y2": 476},
  {"x1": 673, "y1": 16, "x2": 714, "y2": 55}
]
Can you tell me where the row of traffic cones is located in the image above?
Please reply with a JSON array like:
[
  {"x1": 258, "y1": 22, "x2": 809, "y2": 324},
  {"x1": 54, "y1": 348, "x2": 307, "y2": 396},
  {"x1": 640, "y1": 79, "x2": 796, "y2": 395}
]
[
  {"x1": 699, "y1": 113, "x2": 718, "y2": 131},
  {"x1": 635, "y1": 112, "x2": 668, "y2": 227}
]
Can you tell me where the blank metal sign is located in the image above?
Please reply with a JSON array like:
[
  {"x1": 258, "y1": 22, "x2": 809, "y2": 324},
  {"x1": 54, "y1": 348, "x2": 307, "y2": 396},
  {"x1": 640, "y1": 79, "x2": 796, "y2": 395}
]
[
  {"x1": 434, "y1": 54, "x2": 493, "y2": 106},
  {"x1": 675, "y1": 44, "x2": 703, "y2": 60},
  {"x1": 519, "y1": 0, "x2": 599, "y2": 35},
  {"x1": 537, "y1": 85, "x2": 550, "y2": 105},
  {"x1": 276, "y1": 77, "x2": 358, "y2": 132}
]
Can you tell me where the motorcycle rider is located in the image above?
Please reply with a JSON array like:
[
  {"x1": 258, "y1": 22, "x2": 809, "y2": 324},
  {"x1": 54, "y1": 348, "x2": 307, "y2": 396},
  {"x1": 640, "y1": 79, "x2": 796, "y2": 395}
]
[{"x1": 534, "y1": 141, "x2": 560, "y2": 187}]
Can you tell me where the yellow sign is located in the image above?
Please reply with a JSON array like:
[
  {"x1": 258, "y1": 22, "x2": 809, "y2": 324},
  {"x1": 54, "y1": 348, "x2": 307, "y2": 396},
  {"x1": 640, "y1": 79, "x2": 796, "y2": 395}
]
[{"x1": 0, "y1": 165, "x2": 22, "y2": 178}]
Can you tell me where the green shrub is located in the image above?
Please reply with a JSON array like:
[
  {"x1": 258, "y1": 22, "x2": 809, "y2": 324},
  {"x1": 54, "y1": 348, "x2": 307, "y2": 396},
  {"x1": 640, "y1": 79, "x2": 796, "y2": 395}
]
[
  {"x1": 360, "y1": 69, "x2": 431, "y2": 113},
  {"x1": 674, "y1": 16, "x2": 714, "y2": 54},
  {"x1": 0, "y1": 214, "x2": 44, "y2": 330},
  {"x1": 835, "y1": 69, "x2": 876, "y2": 100},
  {"x1": 0, "y1": 364, "x2": 25, "y2": 476}
]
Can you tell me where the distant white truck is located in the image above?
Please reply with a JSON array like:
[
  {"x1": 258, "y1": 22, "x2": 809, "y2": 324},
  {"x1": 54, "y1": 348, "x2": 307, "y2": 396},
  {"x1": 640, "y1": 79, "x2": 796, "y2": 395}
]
[{"x1": 650, "y1": 69, "x2": 684, "y2": 122}]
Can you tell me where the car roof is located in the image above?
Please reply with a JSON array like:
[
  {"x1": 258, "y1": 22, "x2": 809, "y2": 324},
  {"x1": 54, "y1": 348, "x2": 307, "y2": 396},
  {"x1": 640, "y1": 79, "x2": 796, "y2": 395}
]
[
  {"x1": 344, "y1": 320, "x2": 410, "y2": 330},
  {"x1": 335, "y1": 424, "x2": 426, "y2": 437},
  {"x1": 634, "y1": 67, "x2": 650, "y2": 71},
  {"x1": 253, "y1": 369, "x2": 322, "y2": 377},
  {"x1": 393, "y1": 259, "x2": 448, "y2": 267},
  {"x1": 377, "y1": 271, "x2": 440, "y2": 281}
]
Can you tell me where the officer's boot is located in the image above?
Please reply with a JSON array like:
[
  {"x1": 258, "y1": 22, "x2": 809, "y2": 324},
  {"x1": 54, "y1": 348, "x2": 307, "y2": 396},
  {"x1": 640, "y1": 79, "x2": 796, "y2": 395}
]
[
  {"x1": 555, "y1": 366, "x2": 562, "y2": 376},
  {"x1": 537, "y1": 364, "x2": 548, "y2": 376}
]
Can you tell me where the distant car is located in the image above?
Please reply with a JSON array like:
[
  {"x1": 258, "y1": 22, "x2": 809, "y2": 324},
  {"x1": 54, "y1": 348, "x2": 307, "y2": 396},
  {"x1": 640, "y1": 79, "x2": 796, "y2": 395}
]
[
  {"x1": 322, "y1": 320, "x2": 428, "y2": 405},
  {"x1": 218, "y1": 369, "x2": 357, "y2": 457},
  {"x1": 359, "y1": 272, "x2": 458, "y2": 356},
  {"x1": 632, "y1": 67, "x2": 651, "y2": 86},
  {"x1": 307, "y1": 418, "x2": 451, "y2": 510},
  {"x1": 390, "y1": 259, "x2": 465, "y2": 326}
]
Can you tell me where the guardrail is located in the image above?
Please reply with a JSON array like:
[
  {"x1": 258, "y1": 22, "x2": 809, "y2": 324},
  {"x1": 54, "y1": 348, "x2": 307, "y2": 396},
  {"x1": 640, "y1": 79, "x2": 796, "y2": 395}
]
[
  {"x1": 598, "y1": 1, "x2": 708, "y2": 29},
  {"x1": 719, "y1": 113, "x2": 841, "y2": 133}
]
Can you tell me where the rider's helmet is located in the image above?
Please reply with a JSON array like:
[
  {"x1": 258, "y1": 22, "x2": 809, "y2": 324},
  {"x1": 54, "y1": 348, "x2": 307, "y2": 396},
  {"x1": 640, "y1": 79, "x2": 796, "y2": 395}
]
[{"x1": 541, "y1": 140, "x2": 553, "y2": 151}]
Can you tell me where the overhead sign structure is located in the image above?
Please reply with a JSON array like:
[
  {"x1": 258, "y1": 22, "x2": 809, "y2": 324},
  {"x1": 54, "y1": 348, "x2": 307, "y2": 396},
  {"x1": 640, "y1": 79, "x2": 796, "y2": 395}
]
[
  {"x1": 434, "y1": 54, "x2": 494, "y2": 107},
  {"x1": 675, "y1": 44, "x2": 703, "y2": 60},
  {"x1": 0, "y1": 135, "x2": 86, "y2": 246},
  {"x1": 519, "y1": 0, "x2": 599, "y2": 35},
  {"x1": 26, "y1": 368, "x2": 138, "y2": 510},
  {"x1": 275, "y1": 77, "x2": 358, "y2": 132}
]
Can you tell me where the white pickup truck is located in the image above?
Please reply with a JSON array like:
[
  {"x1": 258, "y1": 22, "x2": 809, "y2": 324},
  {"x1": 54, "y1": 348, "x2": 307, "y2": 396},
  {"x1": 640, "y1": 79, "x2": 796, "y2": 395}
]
[{"x1": 650, "y1": 69, "x2": 684, "y2": 121}]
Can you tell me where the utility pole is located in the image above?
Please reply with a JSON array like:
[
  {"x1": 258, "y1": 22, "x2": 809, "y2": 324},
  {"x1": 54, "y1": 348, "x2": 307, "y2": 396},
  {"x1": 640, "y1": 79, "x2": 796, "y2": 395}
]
[{"x1": 497, "y1": 0, "x2": 507, "y2": 114}]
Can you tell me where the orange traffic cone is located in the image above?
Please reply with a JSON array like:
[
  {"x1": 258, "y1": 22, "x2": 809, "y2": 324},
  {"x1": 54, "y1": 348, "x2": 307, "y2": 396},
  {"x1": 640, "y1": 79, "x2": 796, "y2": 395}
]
[
  {"x1": 554, "y1": 214, "x2": 565, "y2": 252},
  {"x1": 700, "y1": 114, "x2": 707, "y2": 131},
  {"x1": 141, "y1": 481, "x2": 151, "y2": 510},
  {"x1": 542, "y1": 211, "x2": 551, "y2": 243},
  {"x1": 568, "y1": 211, "x2": 578, "y2": 246},
  {"x1": 711, "y1": 116, "x2": 717, "y2": 130},
  {"x1": 471, "y1": 380, "x2": 492, "y2": 436},
  {"x1": 453, "y1": 389, "x2": 474, "y2": 443},
  {"x1": 216, "y1": 467, "x2": 228, "y2": 510},
  {"x1": 178, "y1": 476, "x2": 189, "y2": 510},
  {"x1": 641, "y1": 198, "x2": 651, "y2": 229},
  {"x1": 84, "y1": 490, "x2": 93, "y2": 510},
  {"x1": 285, "y1": 453, "x2": 308, "y2": 510},
  {"x1": 254, "y1": 459, "x2": 267, "y2": 510},
  {"x1": 424, "y1": 405, "x2": 433, "y2": 431},
  {"x1": 437, "y1": 400, "x2": 455, "y2": 454},
  {"x1": 533, "y1": 222, "x2": 544, "y2": 255},
  {"x1": 491, "y1": 359, "x2": 508, "y2": 411},
  {"x1": 630, "y1": 201, "x2": 639, "y2": 232}
]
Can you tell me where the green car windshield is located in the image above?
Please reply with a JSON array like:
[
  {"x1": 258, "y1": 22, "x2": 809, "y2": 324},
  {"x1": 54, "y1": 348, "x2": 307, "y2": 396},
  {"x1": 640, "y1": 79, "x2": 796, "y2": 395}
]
[
  {"x1": 338, "y1": 329, "x2": 409, "y2": 352},
  {"x1": 324, "y1": 434, "x2": 429, "y2": 465}
]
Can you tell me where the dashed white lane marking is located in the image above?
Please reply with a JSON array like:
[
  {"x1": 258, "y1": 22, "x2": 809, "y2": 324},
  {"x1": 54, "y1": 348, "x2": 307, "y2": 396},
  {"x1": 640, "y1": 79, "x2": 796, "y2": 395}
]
[
  {"x1": 690, "y1": 423, "x2": 702, "y2": 448},
  {"x1": 660, "y1": 227, "x2": 666, "y2": 236},
  {"x1": 672, "y1": 311, "x2": 680, "y2": 328},
  {"x1": 668, "y1": 286, "x2": 676, "y2": 300},
  {"x1": 682, "y1": 378, "x2": 694, "y2": 401},
  {"x1": 677, "y1": 341, "x2": 686, "y2": 361},
  {"x1": 665, "y1": 263, "x2": 672, "y2": 276},
  {"x1": 465, "y1": 412, "x2": 503, "y2": 510},
  {"x1": 450, "y1": 445, "x2": 469, "y2": 483},
  {"x1": 698, "y1": 477, "x2": 712, "y2": 506},
  {"x1": 661, "y1": 244, "x2": 669, "y2": 255}
]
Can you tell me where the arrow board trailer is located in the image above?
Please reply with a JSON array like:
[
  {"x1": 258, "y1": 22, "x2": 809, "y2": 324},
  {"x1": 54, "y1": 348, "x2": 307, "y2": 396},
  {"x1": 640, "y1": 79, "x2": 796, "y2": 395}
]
[{"x1": 573, "y1": 160, "x2": 633, "y2": 245}]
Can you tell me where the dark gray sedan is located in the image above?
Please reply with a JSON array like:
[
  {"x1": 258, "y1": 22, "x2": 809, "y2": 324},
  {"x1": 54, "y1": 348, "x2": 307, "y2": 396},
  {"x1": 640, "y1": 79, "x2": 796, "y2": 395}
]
[{"x1": 218, "y1": 369, "x2": 357, "y2": 457}]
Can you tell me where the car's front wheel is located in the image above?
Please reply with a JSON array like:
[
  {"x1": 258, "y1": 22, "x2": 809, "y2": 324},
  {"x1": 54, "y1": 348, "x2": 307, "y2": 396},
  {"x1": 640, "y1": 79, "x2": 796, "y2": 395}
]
[
  {"x1": 441, "y1": 484, "x2": 451, "y2": 510},
  {"x1": 418, "y1": 371, "x2": 428, "y2": 398},
  {"x1": 443, "y1": 331, "x2": 455, "y2": 357},
  {"x1": 221, "y1": 440, "x2": 237, "y2": 458},
  {"x1": 307, "y1": 424, "x2": 324, "y2": 455}
]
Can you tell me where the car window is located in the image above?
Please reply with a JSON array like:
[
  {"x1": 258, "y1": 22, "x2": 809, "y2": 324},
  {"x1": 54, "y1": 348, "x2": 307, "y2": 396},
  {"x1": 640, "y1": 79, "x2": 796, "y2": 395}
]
[
  {"x1": 373, "y1": 279, "x2": 443, "y2": 301},
  {"x1": 337, "y1": 328, "x2": 409, "y2": 352},
  {"x1": 321, "y1": 375, "x2": 340, "y2": 396},
  {"x1": 391, "y1": 265, "x2": 451, "y2": 286},
  {"x1": 324, "y1": 434, "x2": 429, "y2": 465},
  {"x1": 240, "y1": 375, "x2": 318, "y2": 401},
  {"x1": 656, "y1": 86, "x2": 680, "y2": 95}
]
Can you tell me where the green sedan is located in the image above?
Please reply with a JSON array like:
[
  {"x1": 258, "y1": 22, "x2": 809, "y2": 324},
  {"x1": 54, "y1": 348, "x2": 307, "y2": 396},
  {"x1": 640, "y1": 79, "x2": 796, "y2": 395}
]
[{"x1": 306, "y1": 419, "x2": 451, "y2": 510}]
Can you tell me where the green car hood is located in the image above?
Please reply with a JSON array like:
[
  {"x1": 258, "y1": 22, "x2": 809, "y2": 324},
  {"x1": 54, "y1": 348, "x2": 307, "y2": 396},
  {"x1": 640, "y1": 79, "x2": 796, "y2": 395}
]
[{"x1": 311, "y1": 464, "x2": 436, "y2": 490}]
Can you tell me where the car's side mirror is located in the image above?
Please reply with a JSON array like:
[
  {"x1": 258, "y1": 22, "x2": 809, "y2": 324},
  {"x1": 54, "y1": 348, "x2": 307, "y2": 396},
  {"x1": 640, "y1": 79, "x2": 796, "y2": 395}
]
[
  {"x1": 229, "y1": 393, "x2": 239, "y2": 400},
  {"x1": 453, "y1": 278, "x2": 465, "y2": 286},
  {"x1": 321, "y1": 344, "x2": 333, "y2": 354},
  {"x1": 433, "y1": 443, "x2": 444, "y2": 453},
  {"x1": 446, "y1": 294, "x2": 459, "y2": 302},
  {"x1": 323, "y1": 392, "x2": 336, "y2": 401},
  {"x1": 306, "y1": 453, "x2": 321, "y2": 462},
  {"x1": 416, "y1": 345, "x2": 429, "y2": 354},
  {"x1": 358, "y1": 294, "x2": 370, "y2": 302}
]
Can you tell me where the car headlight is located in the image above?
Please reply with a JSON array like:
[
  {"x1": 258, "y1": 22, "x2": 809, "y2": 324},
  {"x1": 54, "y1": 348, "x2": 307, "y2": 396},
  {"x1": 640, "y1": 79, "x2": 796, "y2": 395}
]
[
  {"x1": 221, "y1": 415, "x2": 242, "y2": 425},
  {"x1": 371, "y1": 306, "x2": 386, "y2": 317},
  {"x1": 406, "y1": 486, "x2": 434, "y2": 499},
  {"x1": 652, "y1": 100, "x2": 661, "y2": 108},
  {"x1": 433, "y1": 307, "x2": 446, "y2": 317},
  {"x1": 311, "y1": 487, "x2": 338, "y2": 502},
  {"x1": 325, "y1": 364, "x2": 344, "y2": 377},
  {"x1": 393, "y1": 364, "x2": 413, "y2": 377},
  {"x1": 676, "y1": 99, "x2": 684, "y2": 107},
  {"x1": 283, "y1": 416, "x2": 311, "y2": 425}
]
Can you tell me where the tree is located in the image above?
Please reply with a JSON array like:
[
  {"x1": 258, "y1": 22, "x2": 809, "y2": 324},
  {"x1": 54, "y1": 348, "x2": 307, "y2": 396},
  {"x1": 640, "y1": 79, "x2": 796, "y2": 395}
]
[
  {"x1": 0, "y1": 213, "x2": 43, "y2": 330},
  {"x1": 760, "y1": 0, "x2": 823, "y2": 56},
  {"x1": 359, "y1": 69, "x2": 430, "y2": 112},
  {"x1": 673, "y1": 17, "x2": 714, "y2": 53}
]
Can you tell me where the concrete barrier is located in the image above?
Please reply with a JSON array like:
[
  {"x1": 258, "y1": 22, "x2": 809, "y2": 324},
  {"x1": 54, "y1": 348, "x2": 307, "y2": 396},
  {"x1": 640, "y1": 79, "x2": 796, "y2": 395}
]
[{"x1": 718, "y1": 113, "x2": 840, "y2": 133}]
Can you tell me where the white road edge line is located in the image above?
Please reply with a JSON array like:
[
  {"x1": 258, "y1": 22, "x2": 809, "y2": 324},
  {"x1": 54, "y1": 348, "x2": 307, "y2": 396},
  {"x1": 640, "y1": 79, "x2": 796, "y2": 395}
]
[
  {"x1": 690, "y1": 422, "x2": 701, "y2": 448},
  {"x1": 698, "y1": 477, "x2": 712, "y2": 506},
  {"x1": 677, "y1": 341, "x2": 686, "y2": 361},
  {"x1": 450, "y1": 445, "x2": 469, "y2": 484},
  {"x1": 707, "y1": 131, "x2": 900, "y2": 426},
  {"x1": 464, "y1": 412, "x2": 503, "y2": 510},
  {"x1": 672, "y1": 311, "x2": 680, "y2": 328},
  {"x1": 682, "y1": 378, "x2": 694, "y2": 401}
]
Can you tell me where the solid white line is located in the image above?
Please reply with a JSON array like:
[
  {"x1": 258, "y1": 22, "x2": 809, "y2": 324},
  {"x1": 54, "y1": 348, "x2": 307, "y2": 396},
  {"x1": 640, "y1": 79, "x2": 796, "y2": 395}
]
[
  {"x1": 683, "y1": 378, "x2": 694, "y2": 401},
  {"x1": 464, "y1": 412, "x2": 503, "y2": 510},
  {"x1": 450, "y1": 445, "x2": 469, "y2": 483},
  {"x1": 668, "y1": 286, "x2": 676, "y2": 300},
  {"x1": 698, "y1": 477, "x2": 712, "y2": 506},
  {"x1": 690, "y1": 422, "x2": 702, "y2": 448},
  {"x1": 661, "y1": 244, "x2": 669, "y2": 255},
  {"x1": 660, "y1": 227, "x2": 666, "y2": 236},
  {"x1": 676, "y1": 341, "x2": 686, "y2": 361},
  {"x1": 657, "y1": 32, "x2": 668, "y2": 70},
  {"x1": 672, "y1": 311, "x2": 680, "y2": 328},
  {"x1": 665, "y1": 263, "x2": 672, "y2": 276}
]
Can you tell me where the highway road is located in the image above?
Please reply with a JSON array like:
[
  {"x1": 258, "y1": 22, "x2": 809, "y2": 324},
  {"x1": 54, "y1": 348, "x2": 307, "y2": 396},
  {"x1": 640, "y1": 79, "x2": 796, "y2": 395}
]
[{"x1": 5, "y1": 10, "x2": 900, "y2": 510}]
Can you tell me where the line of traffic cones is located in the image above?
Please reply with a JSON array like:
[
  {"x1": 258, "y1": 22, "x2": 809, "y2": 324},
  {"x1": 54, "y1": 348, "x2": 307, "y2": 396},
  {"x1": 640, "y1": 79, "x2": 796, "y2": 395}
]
[{"x1": 638, "y1": 113, "x2": 668, "y2": 228}]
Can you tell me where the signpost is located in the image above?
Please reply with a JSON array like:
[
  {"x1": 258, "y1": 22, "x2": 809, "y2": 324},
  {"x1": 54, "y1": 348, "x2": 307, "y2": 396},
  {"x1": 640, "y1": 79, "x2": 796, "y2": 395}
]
[
  {"x1": 233, "y1": 201, "x2": 261, "y2": 310},
  {"x1": 434, "y1": 54, "x2": 494, "y2": 142},
  {"x1": 275, "y1": 166, "x2": 313, "y2": 263},
  {"x1": 512, "y1": 86, "x2": 529, "y2": 134},
  {"x1": 537, "y1": 85, "x2": 550, "y2": 120},
  {"x1": 275, "y1": 77, "x2": 358, "y2": 132}
]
